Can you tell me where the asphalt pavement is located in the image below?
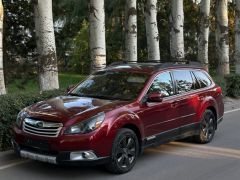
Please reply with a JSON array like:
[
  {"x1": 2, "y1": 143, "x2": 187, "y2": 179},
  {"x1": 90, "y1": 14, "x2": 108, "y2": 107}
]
[{"x1": 0, "y1": 106, "x2": 240, "y2": 180}]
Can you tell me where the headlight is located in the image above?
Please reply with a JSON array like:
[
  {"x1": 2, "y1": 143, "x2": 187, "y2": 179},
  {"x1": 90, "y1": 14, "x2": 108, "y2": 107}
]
[
  {"x1": 65, "y1": 112, "x2": 105, "y2": 135},
  {"x1": 16, "y1": 110, "x2": 27, "y2": 128}
]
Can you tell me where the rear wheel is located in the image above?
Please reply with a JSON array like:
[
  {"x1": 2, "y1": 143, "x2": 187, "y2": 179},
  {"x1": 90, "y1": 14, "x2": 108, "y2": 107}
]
[
  {"x1": 195, "y1": 109, "x2": 216, "y2": 144},
  {"x1": 106, "y1": 128, "x2": 139, "y2": 174}
]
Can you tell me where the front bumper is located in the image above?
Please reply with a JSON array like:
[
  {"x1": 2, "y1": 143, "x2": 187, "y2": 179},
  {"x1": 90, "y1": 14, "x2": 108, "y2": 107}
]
[{"x1": 12, "y1": 139, "x2": 110, "y2": 166}]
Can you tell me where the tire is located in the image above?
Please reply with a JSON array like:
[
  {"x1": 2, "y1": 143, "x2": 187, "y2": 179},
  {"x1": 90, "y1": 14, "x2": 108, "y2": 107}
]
[
  {"x1": 105, "y1": 128, "x2": 139, "y2": 174},
  {"x1": 194, "y1": 109, "x2": 216, "y2": 144}
]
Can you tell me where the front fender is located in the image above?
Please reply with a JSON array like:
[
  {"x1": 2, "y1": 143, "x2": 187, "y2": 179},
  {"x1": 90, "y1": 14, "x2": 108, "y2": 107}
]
[{"x1": 107, "y1": 111, "x2": 144, "y2": 139}]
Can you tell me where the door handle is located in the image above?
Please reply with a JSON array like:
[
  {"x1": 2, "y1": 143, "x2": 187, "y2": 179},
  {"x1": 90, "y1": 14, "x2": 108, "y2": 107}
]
[
  {"x1": 171, "y1": 101, "x2": 179, "y2": 108},
  {"x1": 198, "y1": 96, "x2": 204, "y2": 101}
]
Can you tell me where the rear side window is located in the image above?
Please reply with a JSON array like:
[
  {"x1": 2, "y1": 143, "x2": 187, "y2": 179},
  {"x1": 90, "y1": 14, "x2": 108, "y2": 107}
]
[
  {"x1": 172, "y1": 70, "x2": 194, "y2": 93},
  {"x1": 193, "y1": 71, "x2": 212, "y2": 88}
]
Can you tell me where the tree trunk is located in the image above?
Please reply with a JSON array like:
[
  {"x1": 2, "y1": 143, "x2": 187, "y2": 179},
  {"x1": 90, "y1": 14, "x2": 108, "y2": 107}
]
[
  {"x1": 34, "y1": 0, "x2": 59, "y2": 91},
  {"x1": 89, "y1": 0, "x2": 106, "y2": 71},
  {"x1": 235, "y1": 0, "x2": 240, "y2": 74},
  {"x1": 0, "y1": 0, "x2": 6, "y2": 95},
  {"x1": 125, "y1": 0, "x2": 137, "y2": 62},
  {"x1": 144, "y1": 0, "x2": 160, "y2": 61},
  {"x1": 198, "y1": 0, "x2": 211, "y2": 71},
  {"x1": 216, "y1": 0, "x2": 230, "y2": 75},
  {"x1": 170, "y1": 0, "x2": 185, "y2": 61}
]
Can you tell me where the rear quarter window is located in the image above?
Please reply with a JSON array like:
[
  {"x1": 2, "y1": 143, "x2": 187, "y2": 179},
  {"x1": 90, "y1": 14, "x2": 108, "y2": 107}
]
[{"x1": 193, "y1": 70, "x2": 212, "y2": 88}]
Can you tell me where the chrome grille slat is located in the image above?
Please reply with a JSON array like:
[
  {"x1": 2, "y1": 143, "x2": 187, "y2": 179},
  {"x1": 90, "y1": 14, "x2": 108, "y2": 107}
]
[
  {"x1": 24, "y1": 128, "x2": 58, "y2": 135},
  {"x1": 23, "y1": 118, "x2": 63, "y2": 138},
  {"x1": 24, "y1": 123, "x2": 61, "y2": 132}
]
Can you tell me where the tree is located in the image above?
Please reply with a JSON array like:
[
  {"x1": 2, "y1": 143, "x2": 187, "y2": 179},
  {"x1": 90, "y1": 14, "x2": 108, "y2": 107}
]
[
  {"x1": 235, "y1": 0, "x2": 240, "y2": 74},
  {"x1": 3, "y1": 0, "x2": 36, "y2": 71},
  {"x1": 89, "y1": 0, "x2": 106, "y2": 71},
  {"x1": 125, "y1": 0, "x2": 137, "y2": 62},
  {"x1": 144, "y1": 0, "x2": 160, "y2": 60},
  {"x1": 33, "y1": 0, "x2": 59, "y2": 91},
  {"x1": 198, "y1": 0, "x2": 211, "y2": 71},
  {"x1": 216, "y1": 0, "x2": 230, "y2": 75},
  {"x1": 0, "y1": 0, "x2": 6, "y2": 95},
  {"x1": 70, "y1": 20, "x2": 90, "y2": 74},
  {"x1": 53, "y1": 0, "x2": 88, "y2": 67},
  {"x1": 170, "y1": 0, "x2": 185, "y2": 61}
]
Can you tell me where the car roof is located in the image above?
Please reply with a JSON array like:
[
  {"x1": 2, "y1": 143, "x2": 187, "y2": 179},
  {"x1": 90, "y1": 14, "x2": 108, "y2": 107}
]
[{"x1": 105, "y1": 61, "x2": 205, "y2": 74}]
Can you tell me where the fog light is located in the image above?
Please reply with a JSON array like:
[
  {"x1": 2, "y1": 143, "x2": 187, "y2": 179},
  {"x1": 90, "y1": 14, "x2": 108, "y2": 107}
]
[{"x1": 70, "y1": 151, "x2": 97, "y2": 161}]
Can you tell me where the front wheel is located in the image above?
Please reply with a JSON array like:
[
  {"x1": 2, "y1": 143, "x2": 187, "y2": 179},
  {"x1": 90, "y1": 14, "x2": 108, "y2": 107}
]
[
  {"x1": 194, "y1": 109, "x2": 216, "y2": 144},
  {"x1": 106, "y1": 128, "x2": 139, "y2": 174}
]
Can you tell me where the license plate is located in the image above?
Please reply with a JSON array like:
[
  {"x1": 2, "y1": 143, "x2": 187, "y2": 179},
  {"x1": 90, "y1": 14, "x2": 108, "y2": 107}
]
[{"x1": 24, "y1": 138, "x2": 50, "y2": 151}]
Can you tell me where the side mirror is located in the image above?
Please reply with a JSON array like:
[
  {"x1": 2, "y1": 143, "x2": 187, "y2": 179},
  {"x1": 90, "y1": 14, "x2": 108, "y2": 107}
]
[
  {"x1": 66, "y1": 84, "x2": 76, "y2": 93},
  {"x1": 148, "y1": 92, "x2": 164, "y2": 103}
]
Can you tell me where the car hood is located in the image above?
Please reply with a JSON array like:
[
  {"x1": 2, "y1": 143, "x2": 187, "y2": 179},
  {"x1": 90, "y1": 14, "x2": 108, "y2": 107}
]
[{"x1": 26, "y1": 96, "x2": 128, "y2": 122}]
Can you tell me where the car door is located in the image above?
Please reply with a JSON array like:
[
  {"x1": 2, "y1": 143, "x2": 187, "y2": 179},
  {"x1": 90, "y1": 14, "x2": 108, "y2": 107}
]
[
  {"x1": 137, "y1": 71, "x2": 180, "y2": 139},
  {"x1": 171, "y1": 70, "x2": 199, "y2": 130}
]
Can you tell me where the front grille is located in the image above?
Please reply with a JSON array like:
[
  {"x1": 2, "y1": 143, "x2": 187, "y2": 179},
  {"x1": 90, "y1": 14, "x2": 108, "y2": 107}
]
[{"x1": 23, "y1": 118, "x2": 63, "y2": 137}]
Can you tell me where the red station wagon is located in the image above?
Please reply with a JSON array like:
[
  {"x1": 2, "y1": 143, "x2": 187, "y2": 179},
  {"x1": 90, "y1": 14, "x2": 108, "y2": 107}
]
[{"x1": 12, "y1": 61, "x2": 224, "y2": 174}]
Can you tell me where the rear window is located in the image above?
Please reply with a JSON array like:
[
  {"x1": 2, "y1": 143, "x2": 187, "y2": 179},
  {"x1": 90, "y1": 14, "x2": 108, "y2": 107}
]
[
  {"x1": 172, "y1": 70, "x2": 194, "y2": 93},
  {"x1": 193, "y1": 71, "x2": 212, "y2": 88}
]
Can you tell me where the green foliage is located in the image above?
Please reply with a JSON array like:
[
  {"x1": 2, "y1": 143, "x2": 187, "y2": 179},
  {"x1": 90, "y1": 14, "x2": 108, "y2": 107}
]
[
  {"x1": 53, "y1": 0, "x2": 88, "y2": 67},
  {"x1": 158, "y1": 0, "x2": 171, "y2": 60},
  {"x1": 67, "y1": 20, "x2": 90, "y2": 74},
  {"x1": 3, "y1": 0, "x2": 36, "y2": 83},
  {"x1": 184, "y1": 0, "x2": 198, "y2": 61},
  {"x1": 225, "y1": 74, "x2": 240, "y2": 98},
  {"x1": 0, "y1": 90, "x2": 65, "y2": 151}
]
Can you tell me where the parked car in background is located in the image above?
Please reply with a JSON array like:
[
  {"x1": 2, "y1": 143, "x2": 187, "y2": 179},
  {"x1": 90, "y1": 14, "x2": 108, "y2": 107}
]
[{"x1": 12, "y1": 61, "x2": 224, "y2": 174}]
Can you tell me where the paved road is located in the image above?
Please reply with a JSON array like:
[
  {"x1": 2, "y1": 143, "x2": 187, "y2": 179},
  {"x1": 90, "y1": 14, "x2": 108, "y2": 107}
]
[{"x1": 0, "y1": 109, "x2": 240, "y2": 180}]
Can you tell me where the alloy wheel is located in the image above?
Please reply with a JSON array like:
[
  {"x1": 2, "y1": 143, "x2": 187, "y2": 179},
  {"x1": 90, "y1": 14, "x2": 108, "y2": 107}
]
[
  {"x1": 115, "y1": 135, "x2": 137, "y2": 169},
  {"x1": 201, "y1": 111, "x2": 215, "y2": 142}
]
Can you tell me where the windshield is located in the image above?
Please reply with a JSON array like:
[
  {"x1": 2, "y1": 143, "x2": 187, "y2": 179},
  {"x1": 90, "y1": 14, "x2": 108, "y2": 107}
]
[{"x1": 70, "y1": 71, "x2": 149, "y2": 101}]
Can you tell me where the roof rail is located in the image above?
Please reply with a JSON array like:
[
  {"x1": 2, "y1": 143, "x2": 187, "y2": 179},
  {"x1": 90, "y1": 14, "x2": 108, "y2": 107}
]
[
  {"x1": 108, "y1": 60, "x2": 202, "y2": 66},
  {"x1": 108, "y1": 61, "x2": 128, "y2": 66}
]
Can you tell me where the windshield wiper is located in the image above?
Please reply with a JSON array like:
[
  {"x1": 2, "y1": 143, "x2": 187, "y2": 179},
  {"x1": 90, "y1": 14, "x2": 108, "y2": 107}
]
[
  {"x1": 87, "y1": 95, "x2": 131, "y2": 101},
  {"x1": 85, "y1": 95, "x2": 111, "y2": 100},
  {"x1": 68, "y1": 93, "x2": 81, "y2": 97}
]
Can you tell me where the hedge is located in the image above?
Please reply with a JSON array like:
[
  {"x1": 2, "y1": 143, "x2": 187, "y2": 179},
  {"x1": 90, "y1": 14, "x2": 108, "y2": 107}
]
[
  {"x1": 213, "y1": 74, "x2": 240, "y2": 98},
  {"x1": 225, "y1": 74, "x2": 240, "y2": 98},
  {"x1": 0, "y1": 89, "x2": 65, "y2": 151}
]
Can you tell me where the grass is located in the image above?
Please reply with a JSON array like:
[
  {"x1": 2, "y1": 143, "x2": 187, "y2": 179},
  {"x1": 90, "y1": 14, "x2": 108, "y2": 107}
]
[{"x1": 6, "y1": 73, "x2": 87, "y2": 94}]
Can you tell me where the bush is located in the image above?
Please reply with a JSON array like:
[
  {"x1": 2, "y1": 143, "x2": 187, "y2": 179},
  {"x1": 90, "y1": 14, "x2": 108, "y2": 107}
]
[
  {"x1": 212, "y1": 76, "x2": 227, "y2": 97},
  {"x1": 225, "y1": 74, "x2": 240, "y2": 98},
  {"x1": 0, "y1": 89, "x2": 65, "y2": 151}
]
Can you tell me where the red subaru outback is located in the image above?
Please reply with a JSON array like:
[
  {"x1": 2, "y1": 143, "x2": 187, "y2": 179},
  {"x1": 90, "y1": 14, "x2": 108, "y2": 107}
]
[{"x1": 12, "y1": 61, "x2": 224, "y2": 174}]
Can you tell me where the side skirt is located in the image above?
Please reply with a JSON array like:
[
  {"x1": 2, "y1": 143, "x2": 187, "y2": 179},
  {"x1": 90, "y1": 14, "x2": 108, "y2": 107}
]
[{"x1": 141, "y1": 123, "x2": 200, "y2": 151}]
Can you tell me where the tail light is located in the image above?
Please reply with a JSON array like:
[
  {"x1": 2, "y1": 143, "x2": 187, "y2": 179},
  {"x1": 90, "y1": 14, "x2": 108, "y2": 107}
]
[{"x1": 215, "y1": 87, "x2": 222, "y2": 95}]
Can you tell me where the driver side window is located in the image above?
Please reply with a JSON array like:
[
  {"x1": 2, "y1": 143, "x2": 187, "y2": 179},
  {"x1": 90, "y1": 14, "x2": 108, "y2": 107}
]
[{"x1": 147, "y1": 72, "x2": 174, "y2": 97}]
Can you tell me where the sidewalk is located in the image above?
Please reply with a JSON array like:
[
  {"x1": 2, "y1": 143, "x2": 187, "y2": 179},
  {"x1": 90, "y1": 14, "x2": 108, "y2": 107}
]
[{"x1": 223, "y1": 97, "x2": 240, "y2": 112}]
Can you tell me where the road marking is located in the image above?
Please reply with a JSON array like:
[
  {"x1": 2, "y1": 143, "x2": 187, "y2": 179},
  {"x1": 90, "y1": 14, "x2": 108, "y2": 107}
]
[
  {"x1": 147, "y1": 145, "x2": 214, "y2": 159},
  {"x1": 224, "y1": 108, "x2": 240, "y2": 114},
  {"x1": 147, "y1": 142, "x2": 240, "y2": 160},
  {"x1": 0, "y1": 160, "x2": 31, "y2": 170}
]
